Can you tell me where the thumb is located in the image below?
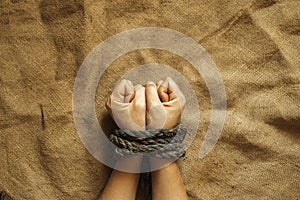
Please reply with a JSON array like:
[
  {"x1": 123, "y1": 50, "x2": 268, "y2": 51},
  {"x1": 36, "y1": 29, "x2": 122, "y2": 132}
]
[
  {"x1": 129, "y1": 84, "x2": 146, "y2": 129},
  {"x1": 145, "y1": 82, "x2": 162, "y2": 109},
  {"x1": 131, "y1": 84, "x2": 146, "y2": 111},
  {"x1": 146, "y1": 82, "x2": 166, "y2": 129}
]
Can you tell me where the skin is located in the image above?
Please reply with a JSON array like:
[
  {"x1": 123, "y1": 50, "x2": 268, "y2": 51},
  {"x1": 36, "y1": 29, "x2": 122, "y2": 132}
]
[
  {"x1": 151, "y1": 162, "x2": 188, "y2": 200},
  {"x1": 146, "y1": 79, "x2": 189, "y2": 200},
  {"x1": 101, "y1": 81, "x2": 145, "y2": 200},
  {"x1": 100, "y1": 77, "x2": 188, "y2": 200},
  {"x1": 99, "y1": 156, "x2": 142, "y2": 200}
]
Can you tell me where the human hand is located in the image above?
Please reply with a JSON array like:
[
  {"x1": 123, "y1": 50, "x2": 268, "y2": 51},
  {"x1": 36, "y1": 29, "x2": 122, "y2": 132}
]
[
  {"x1": 106, "y1": 79, "x2": 146, "y2": 130},
  {"x1": 106, "y1": 80, "x2": 145, "y2": 170},
  {"x1": 146, "y1": 77, "x2": 186, "y2": 130}
]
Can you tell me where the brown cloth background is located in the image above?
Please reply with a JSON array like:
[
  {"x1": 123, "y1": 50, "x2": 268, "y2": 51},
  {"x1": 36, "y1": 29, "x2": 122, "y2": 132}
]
[{"x1": 0, "y1": 0, "x2": 300, "y2": 199}]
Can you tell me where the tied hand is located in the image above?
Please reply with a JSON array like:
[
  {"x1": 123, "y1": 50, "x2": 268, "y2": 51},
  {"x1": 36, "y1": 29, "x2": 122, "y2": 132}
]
[
  {"x1": 106, "y1": 77, "x2": 186, "y2": 165},
  {"x1": 106, "y1": 79, "x2": 146, "y2": 131},
  {"x1": 146, "y1": 77, "x2": 186, "y2": 130},
  {"x1": 106, "y1": 79, "x2": 145, "y2": 169}
]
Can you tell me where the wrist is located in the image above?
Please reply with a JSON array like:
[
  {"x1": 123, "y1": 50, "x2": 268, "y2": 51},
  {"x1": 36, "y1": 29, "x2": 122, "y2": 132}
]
[{"x1": 114, "y1": 154, "x2": 143, "y2": 172}]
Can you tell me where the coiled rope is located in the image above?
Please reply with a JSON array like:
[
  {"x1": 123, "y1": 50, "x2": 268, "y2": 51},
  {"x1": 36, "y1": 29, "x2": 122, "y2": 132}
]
[{"x1": 109, "y1": 124, "x2": 187, "y2": 159}]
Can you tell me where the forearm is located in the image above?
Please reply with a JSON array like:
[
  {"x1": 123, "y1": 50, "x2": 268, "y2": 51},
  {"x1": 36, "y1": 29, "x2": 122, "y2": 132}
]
[
  {"x1": 100, "y1": 169, "x2": 140, "y2": 200},
  {"x1": 100, "y1": 156, "x2": 142, "y2": 200},
  {"x1": 151, "y1": 161, "x2": 188, "y2": 200}
]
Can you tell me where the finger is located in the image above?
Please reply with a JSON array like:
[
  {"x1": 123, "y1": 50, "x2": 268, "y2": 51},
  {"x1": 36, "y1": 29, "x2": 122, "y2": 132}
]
[
  {"x1": 105, "y1": 96, "x2": 112, "y2": 115},
  {"x1": 156, "y1": 80, "x2": 163, "y2": 89},
  {"x1": 156, "y1": 80, "x2": 163, "y2": 102},
  {"x1": 130, "y1": 84, "x2": 146, "y2": 128},
  {"x1": 111, "y1": 79, "x2": 134, "y2": 103},
  {"x1": 146, "y1": 82, "x2": 162, "y2": 109},
  {"x1": 124, "y1": 80, "x2": 135, "y2": 103},
  {"x1": 145, "y1": 82, "x2": 166, "y2": 129},
  {"x1": 165, "y1": 77, "x2": 179, "y2": 101},
  {"x1": 158, "y1": 77, "x2": 186, "y2": 107},
  {"x1": 157, "y1": 79, "x2": 170, "y2": 102},
  {"x1": 166, "y1": 77, "x2": 186, "y2": 108},
  {"x1": 132, "y1": 84, "x2": 146, "y2": 109}
]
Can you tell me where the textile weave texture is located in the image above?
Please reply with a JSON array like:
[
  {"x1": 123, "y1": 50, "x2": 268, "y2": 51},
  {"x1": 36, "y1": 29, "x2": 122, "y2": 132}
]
[{"x1": 0, "y1": 0, "x2": 299, "y2": 199}]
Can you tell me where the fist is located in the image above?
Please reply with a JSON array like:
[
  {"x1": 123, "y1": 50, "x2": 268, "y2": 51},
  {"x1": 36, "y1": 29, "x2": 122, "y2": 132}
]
[
  {"x1": 146, "y1": 77, "x2": 186, "y2": 129},
  {"x1": 106, "y1": 77, "x2": 186, "y2": 131},
  {"x1": 106, "y1": 79, "x2": 146, "y2": 130}
]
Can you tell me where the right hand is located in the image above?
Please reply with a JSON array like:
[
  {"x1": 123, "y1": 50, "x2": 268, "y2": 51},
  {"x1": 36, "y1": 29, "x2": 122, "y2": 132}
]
[{"x1": 146, "y1": 77, "x2": 186, "y2": 130}]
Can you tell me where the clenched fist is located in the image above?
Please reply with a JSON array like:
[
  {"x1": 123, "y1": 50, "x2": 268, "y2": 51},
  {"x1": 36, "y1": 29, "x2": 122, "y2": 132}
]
[
  {"x1": 146, "y1": 77, "x2": 186, "y2": 129},
  {"x1": 106, "y1": 79, "x2": 146, "y2": 131},
  {"x1": 106, "y1": 77, "x2": 186, "y2": 131}
]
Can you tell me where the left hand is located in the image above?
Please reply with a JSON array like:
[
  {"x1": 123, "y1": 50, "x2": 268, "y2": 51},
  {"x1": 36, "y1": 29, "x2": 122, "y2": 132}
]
[
  {"x1": 106, "y1": 79, "x2": 146, "y2": 130},
  {"x1": 106, "y1": 79, "x2": 145, "y2": 170}
]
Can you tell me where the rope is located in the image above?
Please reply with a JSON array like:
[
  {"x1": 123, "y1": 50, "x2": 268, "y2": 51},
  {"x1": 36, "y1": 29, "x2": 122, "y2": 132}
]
[{"x1": 109, "y1": 124, "x2": 187, "y2": 159}]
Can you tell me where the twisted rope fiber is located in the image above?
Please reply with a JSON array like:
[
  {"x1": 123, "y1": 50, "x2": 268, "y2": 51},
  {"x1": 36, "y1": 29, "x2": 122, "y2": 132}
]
[{"x1": 109, "y1": 124, "x2": 187, "y2": 159}]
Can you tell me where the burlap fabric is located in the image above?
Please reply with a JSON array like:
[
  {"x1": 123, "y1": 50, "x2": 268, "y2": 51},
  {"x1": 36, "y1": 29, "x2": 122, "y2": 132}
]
[{"x1": 0, "y1": 0, "x2": 299, "y2": 199}]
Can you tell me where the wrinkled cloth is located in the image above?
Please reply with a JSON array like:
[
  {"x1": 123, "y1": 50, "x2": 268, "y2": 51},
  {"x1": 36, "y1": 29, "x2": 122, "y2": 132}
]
[{"x1": 0, "y1": 0, "x2": 299, "y2": 199}]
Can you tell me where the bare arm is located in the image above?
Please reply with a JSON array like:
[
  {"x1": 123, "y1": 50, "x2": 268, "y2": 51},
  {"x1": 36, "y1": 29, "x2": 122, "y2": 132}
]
[
  {"x1": 146, "y1": 78, "x2": 188, "y2": 200},
  {"x1": 101, "y1": 81, "x2": 145, "y2": 200},
  {"x1": 151, "y1": 161, "x2": 188, "y2": 200},
  {"x1": 99, "y1": 156, "x2": 142, "y2": 200}
]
